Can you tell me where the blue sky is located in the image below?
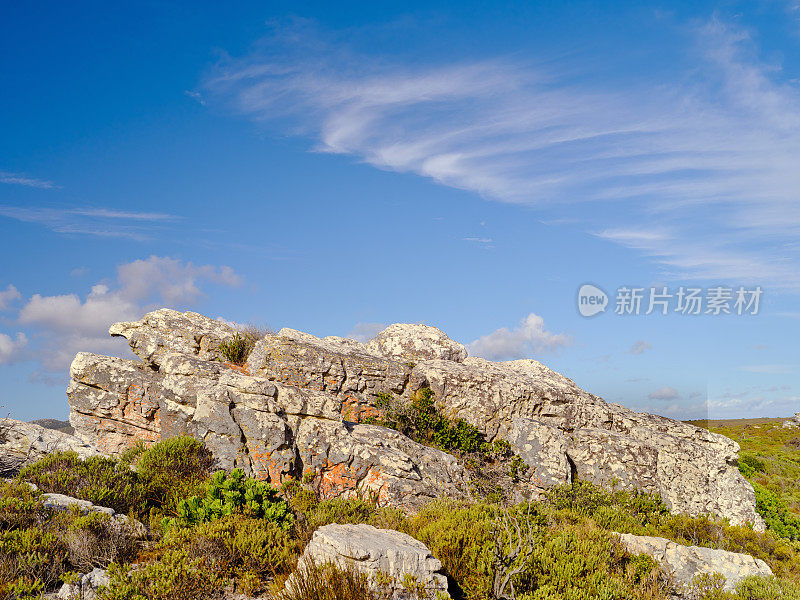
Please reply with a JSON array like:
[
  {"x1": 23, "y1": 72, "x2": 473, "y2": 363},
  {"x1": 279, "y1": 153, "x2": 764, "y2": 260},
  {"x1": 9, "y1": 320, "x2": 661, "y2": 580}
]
[{"x1": 1, "y1": 1, "x2": 798, "y2": 421}]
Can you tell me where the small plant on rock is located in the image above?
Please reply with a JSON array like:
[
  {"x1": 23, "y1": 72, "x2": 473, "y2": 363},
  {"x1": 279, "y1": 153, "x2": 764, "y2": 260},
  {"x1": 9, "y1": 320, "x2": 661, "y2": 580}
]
[{"x1": 218, "y1": 324, "x2": 270, "y2": 366}]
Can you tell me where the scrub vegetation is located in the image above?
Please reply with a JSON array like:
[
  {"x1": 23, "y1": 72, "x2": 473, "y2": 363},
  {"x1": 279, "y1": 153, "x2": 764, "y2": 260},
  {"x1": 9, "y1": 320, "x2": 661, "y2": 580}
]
[{"x1": 2, "y1": 433, "x2": 799, "y2": 599}]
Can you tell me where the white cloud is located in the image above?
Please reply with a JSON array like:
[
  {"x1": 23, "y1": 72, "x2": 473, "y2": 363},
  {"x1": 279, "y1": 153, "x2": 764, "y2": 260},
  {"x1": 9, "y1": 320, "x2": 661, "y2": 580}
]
[
  {"x1": 116, "y1": 256, "x2": 242, "y2": 304},
  {"x1": 15, "y1": 256, "x2": 243, "y2": 372},
  {"x1": 0, "y1": 285, "x2": 21, "y2": 311},
  {"x1": 628, "y1": 340, "x2": 653, "y2": 355},
  {"x1": 648, "y1": 385, "x2": 680, "y2": 401},
  {"x1": 206, "y1": 18, "x2": 800, "y2": 290},
  {"x1": 346, "y1": 322, "x2": 386, "y2": 343},
  {"x1": 0, "y1": 206, "x2": 179, "y2": 241},
  {"x1": 462, "y1": 237, "x2": 493, "y2": 246},
  {"x1": 0, "y1": 171, "x2": 57, "y2": 189},
  {"x1": 0, "y1": 332, "x2": 27, "y2": 365},
  {"x1": 468, "y1": 312, "x2": 573, "y2": 360}
]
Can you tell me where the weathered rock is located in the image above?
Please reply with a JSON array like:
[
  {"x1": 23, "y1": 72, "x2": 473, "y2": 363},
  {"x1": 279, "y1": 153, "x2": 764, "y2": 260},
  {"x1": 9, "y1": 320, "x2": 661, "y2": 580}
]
[
  {"x1": 289, "y1": 524, "x2": 450, "y2": 600},
  {"x1": 366, "y1": 323, "x2": 468, "y2": 364},
  {"x1": 782, "y1": 413, "x2": 800, "y2": 429},
  {"x1": 68, "y1": 309, "x2": 763, "y2": 528},
  {"x1": 68, "y1": 346, "x2": 470, "y2": 509},
  {"x1": 506, "y1": 418, "x2": 571, "y2": 488},
  {"x1": 410, "y1": 358, "x2": 764, "y2": 529},
  {"x1": 618, "y1": 533, "x2": 773, "y2": 595},
  {"x1": 0, "y1": 418, "x2": 101, "y2": 476},
  {"x1": 57, "y1": 567, "x2": 110, "y2": 600},
  {"x1": 109, "y1": 308, "x2": 238, "y2": 365},
  {"x1": 246, "y1": 330, "x2": 411, "y2": 421},
  {"x1": 42, "y1": 492, "x2": 116, "y2": 517},
  {"x1": 296, "y1": 419, "x2": 470, "y2": 509}
]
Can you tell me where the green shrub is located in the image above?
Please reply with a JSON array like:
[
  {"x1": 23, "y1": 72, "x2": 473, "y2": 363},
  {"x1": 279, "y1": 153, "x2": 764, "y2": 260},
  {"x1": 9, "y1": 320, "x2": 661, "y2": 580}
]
[
  {"x1": 754, "y1": 484, "x2": 800, "y2": 541},
  {"x1": 740, "y1": 454, "x2": 768, "y2": 478},
  {"x1": 18, "y1": 451, "x2": 145, "y2": 516},
  {"x1": 99, "y1": 550, "x2": 225, "y2": 600},
  {"x1": 136, "y1": 436, "x2": 213, "y2": 516},
  {"x1": 218, "y1": 325, "x2": 269, "y2": 366},
  {"x1": 187, "y1": 515, "x2": 298, "y2": 592},
  {"x1": 734, "y1": 575, "x2": 800, "y2": 599},
  {"x1": 370, "y1": 388, "x2": 487, "y2": 455},
  {"x1": 409, "y1": 499, "x2": 496, "y2": 599},
  {"x1": 517, "y1": 523, "x2": 668, "y2": 600},
  {"x1": 168, "y1": 469, "x2": 293, "y2": 528}
]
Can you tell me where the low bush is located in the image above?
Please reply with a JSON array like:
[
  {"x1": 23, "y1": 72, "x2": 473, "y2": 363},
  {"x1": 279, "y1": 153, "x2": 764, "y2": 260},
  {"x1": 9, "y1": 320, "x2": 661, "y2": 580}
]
[
  {"x1": 136, "y1": 436, "x2": 213, "y2": 517},
  {"x1": 739, "y1": 453, "x2": 768, "y2": 478},
  {"x1": 753, "y1": 483, "x2": 800, "y2": 541},
  {"x1": 168, "y1": 469, "x2": 293, "y2": 529},
  {"x1": 275, "y1": 558, "x2": 390, "y2": 600},
  {"x1": 18, "y1": 451, "x2": 145, "y2": 515},
  {"x1": 62, "y1": 511, "x2": 142, "y2": 572},
  {"x1": 99, "y1": 550, "x2": 225, "y2": 600},
  {"x1": 152, "y1": 514, "x2": 300, "y2": 596},
  {"x1": 409, "y1": 499, "x2": 496, "y2": 600},
  {"x1": 734, "y1": 574, "x2": 800, "y2": 599},
  {"x1": 0, "y1": 480, "x2": 144, "y2": 599},
  {"x1": 369, "y1": 388, "x2": 487, "y2": 455}
]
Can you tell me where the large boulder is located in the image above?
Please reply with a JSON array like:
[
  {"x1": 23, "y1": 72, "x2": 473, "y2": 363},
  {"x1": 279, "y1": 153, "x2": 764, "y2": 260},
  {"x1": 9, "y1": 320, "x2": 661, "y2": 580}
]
[
  {"x1": 367, "y1": 323, "x2": 468, "y2": 364},
  {"x1": 0, "y1": 418, "x2": 101, "y2": 476},
  {"x1": 288, "y1": 524, "x2": 450, "y2": 600},
  {"x1": 67, "y1": 309, "x2": 763, "y2": 528},
  {"x1": 618, "y1": 533, "x2": 773, "y2": 595}
]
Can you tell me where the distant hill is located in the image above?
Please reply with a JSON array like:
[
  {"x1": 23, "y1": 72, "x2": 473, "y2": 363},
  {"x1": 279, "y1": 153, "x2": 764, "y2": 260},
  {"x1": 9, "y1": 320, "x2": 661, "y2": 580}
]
[{"x1": 30, "y1": 418, "x2": 74, "y2": 435}]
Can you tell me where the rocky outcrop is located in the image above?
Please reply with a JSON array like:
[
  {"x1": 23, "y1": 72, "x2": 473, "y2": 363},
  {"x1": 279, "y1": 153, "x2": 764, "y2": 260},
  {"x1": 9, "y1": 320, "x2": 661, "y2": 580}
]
[
  {"x1": 618, "y1": 533, "x2": 773, "y2": 595},
  {"x1": 66, "y1": 309, "x2": 763, "y2": 527},
  {"x1": 0, "y1": 418, "x2": 101, "y2": 476},
  {"x1": 409, "y1": 358, "x2": 763, "y2": 529},
  {"x1": 366, "y1": 323, "x2": 468, "y2": 364},
  {"x1": 68, "y1": 317, "x2": 470, "y2": 510},
  {"x1": 288, "y1": 524, "x2": 450, "y2": 600}
]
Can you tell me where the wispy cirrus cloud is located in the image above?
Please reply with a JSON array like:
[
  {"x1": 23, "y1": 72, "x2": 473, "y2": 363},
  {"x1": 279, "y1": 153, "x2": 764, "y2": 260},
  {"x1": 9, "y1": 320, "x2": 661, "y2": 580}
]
[
  {"x1": 0, "y1": 205, "x2": 179, "y2": 241},
  {"x1": 206, "y1": 17, "x2": 800, "y2": 290},
  {"x1": 0, "y1": 171, "x2": 58, "y2": 189}
]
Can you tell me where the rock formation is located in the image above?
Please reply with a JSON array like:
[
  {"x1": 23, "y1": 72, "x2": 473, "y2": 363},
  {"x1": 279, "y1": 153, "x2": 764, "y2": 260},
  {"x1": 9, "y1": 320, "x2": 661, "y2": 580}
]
[
  {"x1": 288, "y1": 524, "x2": 450, "y2": 600},
  {"x1": 0, "y1": 418, "x2": 100, "y2": 476},
  {"x1": 67, "y1": 309, "x2": 763, "y2": 527},
  {"x1": 618, "y1": 533, "x2": 773, "y2": 595}
]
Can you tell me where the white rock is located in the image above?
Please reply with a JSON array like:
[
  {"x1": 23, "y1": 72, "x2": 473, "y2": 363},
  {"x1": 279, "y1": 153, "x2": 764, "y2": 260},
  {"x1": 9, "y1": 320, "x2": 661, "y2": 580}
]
[
  {"x1": 618, "y1": 533, "x2": 773, "y2": 594},
  {"x1": 289, "y1": 524, "x2": 450, "y2": 599},
  {"x1": 57, "y1": 568, "x2": 110, "y2": 600},
  {"x1": 367, "y1": 324, "x2": 468, "y2": 363}
]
